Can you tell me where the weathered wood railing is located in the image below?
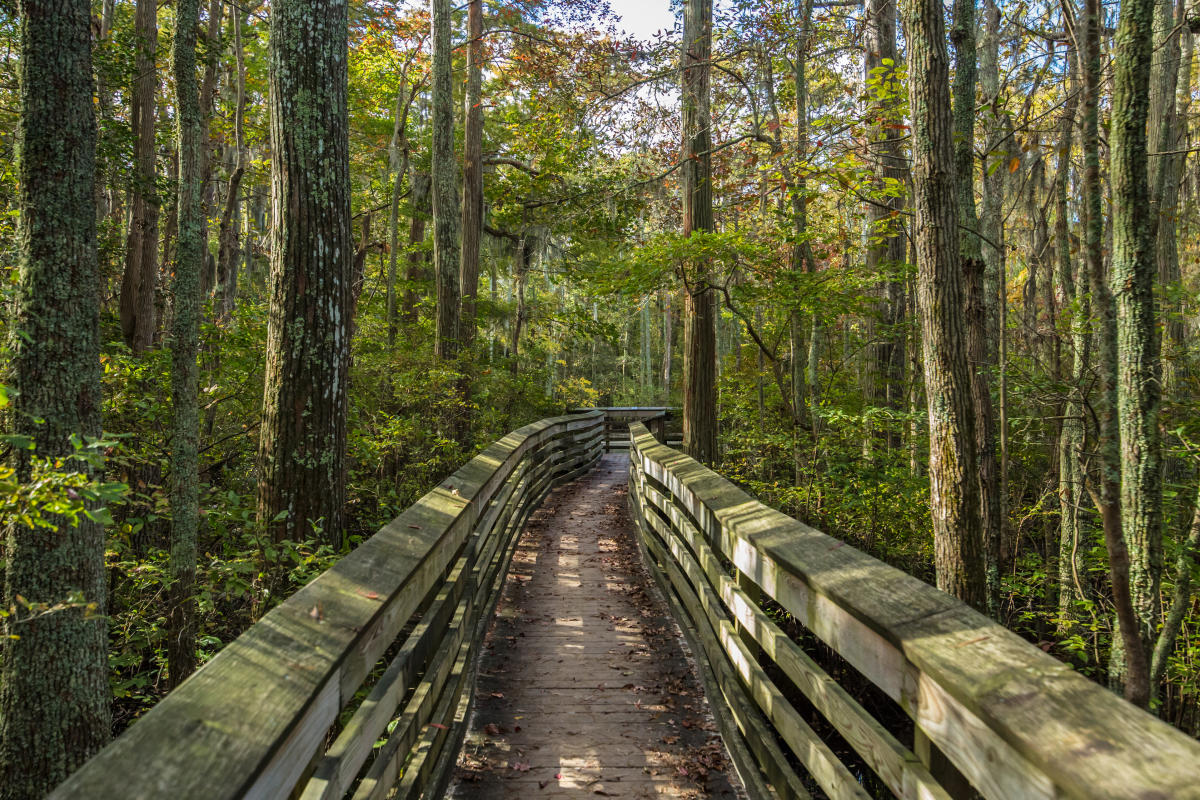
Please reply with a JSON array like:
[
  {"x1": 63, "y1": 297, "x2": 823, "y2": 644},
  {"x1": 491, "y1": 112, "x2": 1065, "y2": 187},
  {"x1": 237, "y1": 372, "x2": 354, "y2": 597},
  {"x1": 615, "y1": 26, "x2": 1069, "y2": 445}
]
[
  {"x1": 571, "y1": 406, "x2": 680, "y2": 450},
  {"x1": 53, "y1": 411, "x2": 604, "y2": 800},
  {"x1": 627, "y1": 422, "x2": 1200, "y2": 800}
]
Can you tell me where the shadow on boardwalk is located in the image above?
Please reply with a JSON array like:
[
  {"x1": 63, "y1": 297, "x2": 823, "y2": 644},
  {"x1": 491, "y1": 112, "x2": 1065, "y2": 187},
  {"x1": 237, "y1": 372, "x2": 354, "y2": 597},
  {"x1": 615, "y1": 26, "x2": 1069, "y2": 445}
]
[{"x1": 451, "y1": 454, "x2": 742, "y2": 799}]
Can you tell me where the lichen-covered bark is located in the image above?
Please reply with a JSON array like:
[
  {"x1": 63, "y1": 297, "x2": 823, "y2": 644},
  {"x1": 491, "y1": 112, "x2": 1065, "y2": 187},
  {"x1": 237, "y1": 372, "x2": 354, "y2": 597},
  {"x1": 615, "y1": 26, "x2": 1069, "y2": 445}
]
[
  {"x1": 257, "y1": 0, "x2": 352, "y2": 549},
  {"x1": 1110, "y1": 0, "x2": 1161, "y2": 704},
  {"x1": 119, "y1": 0, "x2": 160, "y2": 353},
  {"x1": 0, "y1": 2, "x2": 110, "y2": 794},
  {"x1": 681, "y1": 0, "x2": 717, "y2": 464},
  {"x1": 431, "y1": 0, "x2": 461, "y2": 360},
  {"x1": 907, "y1": 0, "x2": 987, "y2": 609},
  {"x1": 1078, "y1": 0, "x2": 1150, "y2": 706},
  {"x1": 167, "y1": 0, "x2": 204, "y2": 690}
]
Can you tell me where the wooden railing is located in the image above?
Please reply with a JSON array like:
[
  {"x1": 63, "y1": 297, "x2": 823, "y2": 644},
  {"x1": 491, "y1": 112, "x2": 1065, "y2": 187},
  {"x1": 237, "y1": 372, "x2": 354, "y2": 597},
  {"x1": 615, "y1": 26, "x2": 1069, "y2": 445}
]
[
  {"x1": 571, "y1": 406, "x2": 680, "y2": 450},
  {"x1": 626, "y1": 422, "x2": 1200, "y2": 800},
  {"x1": 53, "y1": 411, "x2": 604, "y2": 800}
]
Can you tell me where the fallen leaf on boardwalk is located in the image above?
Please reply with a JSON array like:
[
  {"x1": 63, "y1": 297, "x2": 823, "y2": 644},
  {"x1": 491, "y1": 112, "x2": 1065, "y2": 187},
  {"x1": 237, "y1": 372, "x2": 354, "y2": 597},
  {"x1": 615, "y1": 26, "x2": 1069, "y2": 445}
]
[
  {"x1": 430, "y1": 723, "x2": 448, "y2": 730},
  {"x1": 490, "y1": 691, "x2": 504, "y2": 698},
  {"x1": 484, "y1": 723, "x2": 501, "y2": 735},
  {"x1": 555, "y1": 773, "x2": 563, "y2": 780},
  {"x1": 511, "y1": 760, "x2": 531, "y2": 772},
  {"x1": 360, "y1": 591, "x2": 380, "y2": 600}
]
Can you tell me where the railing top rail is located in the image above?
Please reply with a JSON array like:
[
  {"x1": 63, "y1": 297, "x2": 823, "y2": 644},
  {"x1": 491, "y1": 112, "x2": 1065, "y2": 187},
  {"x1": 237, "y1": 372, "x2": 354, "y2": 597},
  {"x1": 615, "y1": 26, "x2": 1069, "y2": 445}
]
[
  {"x1": 53, "y1": 411, "x2": 604, "y2": 800},
  {"x1": 627, "y1": 422, "x2": 1200, "y2": 800}
]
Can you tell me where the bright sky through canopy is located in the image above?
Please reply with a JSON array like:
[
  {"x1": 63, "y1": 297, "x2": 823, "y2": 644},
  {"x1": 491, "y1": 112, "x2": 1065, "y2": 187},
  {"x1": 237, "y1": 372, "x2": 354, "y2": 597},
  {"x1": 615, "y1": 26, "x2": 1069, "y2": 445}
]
[{"x1": 607, "y1": 0, "x2": 676, "y2": 38}]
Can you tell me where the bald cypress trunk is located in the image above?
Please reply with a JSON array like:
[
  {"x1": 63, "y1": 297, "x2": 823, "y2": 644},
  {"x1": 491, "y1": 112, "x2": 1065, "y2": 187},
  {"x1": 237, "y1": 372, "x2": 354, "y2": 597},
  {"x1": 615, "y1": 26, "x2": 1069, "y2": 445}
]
[
  {"x1": 0, "y1": 3, "x2": 110, "y2": 794},
  {"x1": 681, "y1": 0, "x2": 717, "y2": 464},
  {"x1": 120, "y1": 0, "x2": 159, "y2": 353},
  {"x1": 257, "y1": 0, "x2": 352, "y2": 549},
  {"x1": 907, "y1": 0, "x2": 987, "y2": 609},
  {"x1": 167, "y1": 0, "x2": 204, "y2": 690},
  {"x1": 431, "y1": 0, "x2": 461, "y2": 361},
  {"x1": 1110, "y1": 0, "x2": 1159, "y2": 707}
]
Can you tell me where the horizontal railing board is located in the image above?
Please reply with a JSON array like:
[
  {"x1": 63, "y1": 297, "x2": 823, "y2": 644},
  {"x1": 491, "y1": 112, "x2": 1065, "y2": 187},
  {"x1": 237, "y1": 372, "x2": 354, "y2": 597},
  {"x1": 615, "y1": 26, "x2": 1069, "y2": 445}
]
[
  {"x1": 636, "y1": 474, "x2": 949, "y2": 800},
  {"x1": 628, "y1": 423, "x2": 1200, "y2": 800},
  {"x1": 54, "y1": 412, "x2": 602, "y2": 800}
]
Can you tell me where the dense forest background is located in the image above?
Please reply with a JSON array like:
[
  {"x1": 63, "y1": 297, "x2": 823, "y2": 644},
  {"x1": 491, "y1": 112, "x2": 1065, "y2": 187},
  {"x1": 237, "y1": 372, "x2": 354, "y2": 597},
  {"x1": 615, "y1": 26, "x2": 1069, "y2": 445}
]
[{"x1": 2, "y1": 0, "x2": 1200, "y2": 792}]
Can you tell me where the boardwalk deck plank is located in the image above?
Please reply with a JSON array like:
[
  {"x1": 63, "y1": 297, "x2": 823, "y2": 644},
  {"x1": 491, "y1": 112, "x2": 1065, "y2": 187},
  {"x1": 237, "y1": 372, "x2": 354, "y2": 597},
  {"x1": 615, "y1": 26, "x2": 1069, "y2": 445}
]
[{"x1": 451, "y1": 454, "x2": 742, "y2": 800}]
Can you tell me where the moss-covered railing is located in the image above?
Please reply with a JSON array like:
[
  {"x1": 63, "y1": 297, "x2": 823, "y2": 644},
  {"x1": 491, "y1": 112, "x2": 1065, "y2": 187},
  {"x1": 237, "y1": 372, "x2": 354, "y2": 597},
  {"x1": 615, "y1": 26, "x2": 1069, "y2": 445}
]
[
  {"x1": 627, "y1": 421, "x2": 1200, "y2": 800},
  {"x1": 53, "y1": 411, "x2": 604, "y2": 800}
]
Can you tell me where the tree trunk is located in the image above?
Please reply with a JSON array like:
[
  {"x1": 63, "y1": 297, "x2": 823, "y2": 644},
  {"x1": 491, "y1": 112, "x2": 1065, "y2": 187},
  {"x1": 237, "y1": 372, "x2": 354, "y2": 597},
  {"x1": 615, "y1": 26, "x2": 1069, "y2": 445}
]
[
  {"x1": 168, "y1": 0, "x2": 204, "y2": 690},
  {"x1": 120, "y1": 0, "x2": 159, "y2": 353},
  {"x1": 907, "y1": 0, "x2": 987, "y2": 609},
  {"x1": 431, "y1": 0, "x2": 461, "y2": 360},
  {"x1": 864, "y1": 0, "x2": 905, "y2": 448},
  {"x1": 1110, "y1": 0, "x2": 1161, "y2": 706},
  {"x1": 215, "y1": 6, "x2": 247, "y2": 323},
  {"x1": 460, "y1": 0, "x2": 484, "y2": 347},
  {"x1": 257, "y1": 0, "x2": 353, "y2": 549},
  {"x1": 1054, "y1": 44, "x2": 1088, "y2": 628},
  {"x1": 0, "y1": 3, "x2": 110, "y2": 794},
  {"x1": 1080, "y1": 0, "x2": 1151, "y2": 706},
  {"x1": 402, "y1": 172, "x2": 431, "y2": 325},
  {"x1": 681, "y1": 0, "x2": 717, "y2": 464}
]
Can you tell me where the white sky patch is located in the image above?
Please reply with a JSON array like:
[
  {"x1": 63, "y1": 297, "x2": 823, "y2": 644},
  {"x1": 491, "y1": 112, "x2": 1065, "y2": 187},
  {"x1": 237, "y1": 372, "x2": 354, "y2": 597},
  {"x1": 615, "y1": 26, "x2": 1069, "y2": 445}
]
[{"x1": 607, "y1": 0, "x2": 677, "y2": 40}]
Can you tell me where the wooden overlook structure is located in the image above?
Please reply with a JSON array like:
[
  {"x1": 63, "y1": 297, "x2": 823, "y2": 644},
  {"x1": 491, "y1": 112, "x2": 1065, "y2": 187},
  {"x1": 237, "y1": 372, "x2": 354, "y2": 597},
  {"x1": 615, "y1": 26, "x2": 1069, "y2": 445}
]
[{"x1": 54, "y1": 409, "x2": 1200, "y2": 799}]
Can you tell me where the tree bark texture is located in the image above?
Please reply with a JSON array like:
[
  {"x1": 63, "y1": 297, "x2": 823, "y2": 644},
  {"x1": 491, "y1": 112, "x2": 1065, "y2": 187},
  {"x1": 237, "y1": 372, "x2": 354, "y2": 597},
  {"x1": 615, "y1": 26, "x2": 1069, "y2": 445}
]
[
  {"x1": 167, "y1": 0, "x2": 204, "y2": 690},
  {"x1": 907, "y1": 0, "x2": 988, "y2": 609},
  {"x1": 1111, "y1": 0, "x2": 1163, "y2": 699},
  {"x1": 0, "y1": 3, "x2": 110, "y2": 794},
  {"x1": 120, "y1": 0, "x2": 159, "y2": 353},
  {"x1": 681, "y1": 0, "x2": 717, "y2": 464},
  {"x1": 1080, "y1": 0, "x2": 1151, "y2": 706},
  {"x1": 257, "y1": 0, "x2": 353, "y2": 549},
  {"x1": 431, "y1": 0, "x2": 461, "y2": 360}
]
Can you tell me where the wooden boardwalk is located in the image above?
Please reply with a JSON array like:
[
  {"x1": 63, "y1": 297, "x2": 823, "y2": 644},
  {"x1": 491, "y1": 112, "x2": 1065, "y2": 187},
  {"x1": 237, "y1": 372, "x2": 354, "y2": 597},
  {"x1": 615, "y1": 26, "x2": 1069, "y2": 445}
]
[{"x1": 451, "y1": 454, "x2": 742, "y2": 799}]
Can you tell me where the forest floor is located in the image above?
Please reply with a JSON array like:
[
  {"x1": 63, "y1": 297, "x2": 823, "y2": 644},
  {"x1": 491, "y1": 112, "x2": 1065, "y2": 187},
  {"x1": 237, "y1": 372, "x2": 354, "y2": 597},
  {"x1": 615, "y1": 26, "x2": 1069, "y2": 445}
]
[{"x1": 450, "y1": 453, "x2": 742, "y2": 799}]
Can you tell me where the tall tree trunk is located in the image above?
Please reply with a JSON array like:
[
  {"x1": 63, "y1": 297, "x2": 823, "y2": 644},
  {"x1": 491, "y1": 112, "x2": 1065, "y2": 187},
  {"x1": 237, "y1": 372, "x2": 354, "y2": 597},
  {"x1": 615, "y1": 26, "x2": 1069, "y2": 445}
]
[
  {"x1": 864, "y1": 0, "x2": 905, "y2": 448},
  {"x1": 168, "y1": 0, "x2": 203, "y2": 690},
  {"x1": 215, "y1": 5, "x2": 247, "y2": 323},
  {"x1": 198, "y1": 0, "x2": 222, "y2": 300},
  {"x1": 907, "y1": 0, "x2": 987, "y2": 609},
  {"x1": 431, "y1": 0, "x2": 461, "y2": 360},
  {"x1": 1054, "y1": 44, "x2": 1088, "y2": 628},
  {"x1": 1110, "y1": 0, "x2": 1161, "y2": 706},
  {"x1": 951, "y1": 0, "x2": 1001, "y2": 615},
  {"x1": 120, "y1": 0, "x2": 159, "y2": 353},
  {"x1": 257, "y1": 0, "x2": 352, "y2": 549},
  {"x1": 460, "y1": 0, "x2": 483, "y2": 347},
  {"x1": 681, "y1": 0, "x2": 717, "y2": 464},
  {"x1": 1080, "y1": 0, "x2": 1151, "y2": 706},
  {"x1": 662, "y1": 288, "x2": 673, "y2": 393},
  {"x1": 0, "y1": 3, "x2": 110, "y2": 794},
  {"x1": 791, "y1": 0, "x2": 814, "y2": 443}
]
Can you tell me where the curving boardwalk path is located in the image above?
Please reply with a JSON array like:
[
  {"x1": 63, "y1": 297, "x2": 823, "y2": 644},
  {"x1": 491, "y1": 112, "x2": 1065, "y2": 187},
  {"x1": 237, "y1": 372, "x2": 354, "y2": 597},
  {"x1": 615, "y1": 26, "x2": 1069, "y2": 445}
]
[{"x1": 451, "y1": 454, "x2": 742, "y2": 799}]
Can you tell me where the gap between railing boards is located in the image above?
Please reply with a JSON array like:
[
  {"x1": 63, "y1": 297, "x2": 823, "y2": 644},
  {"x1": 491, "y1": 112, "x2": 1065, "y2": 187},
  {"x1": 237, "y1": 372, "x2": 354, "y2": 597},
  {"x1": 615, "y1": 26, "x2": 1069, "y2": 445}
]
[{"x1": 52, "y1": 411, "x2": 605, "y2": 800}]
